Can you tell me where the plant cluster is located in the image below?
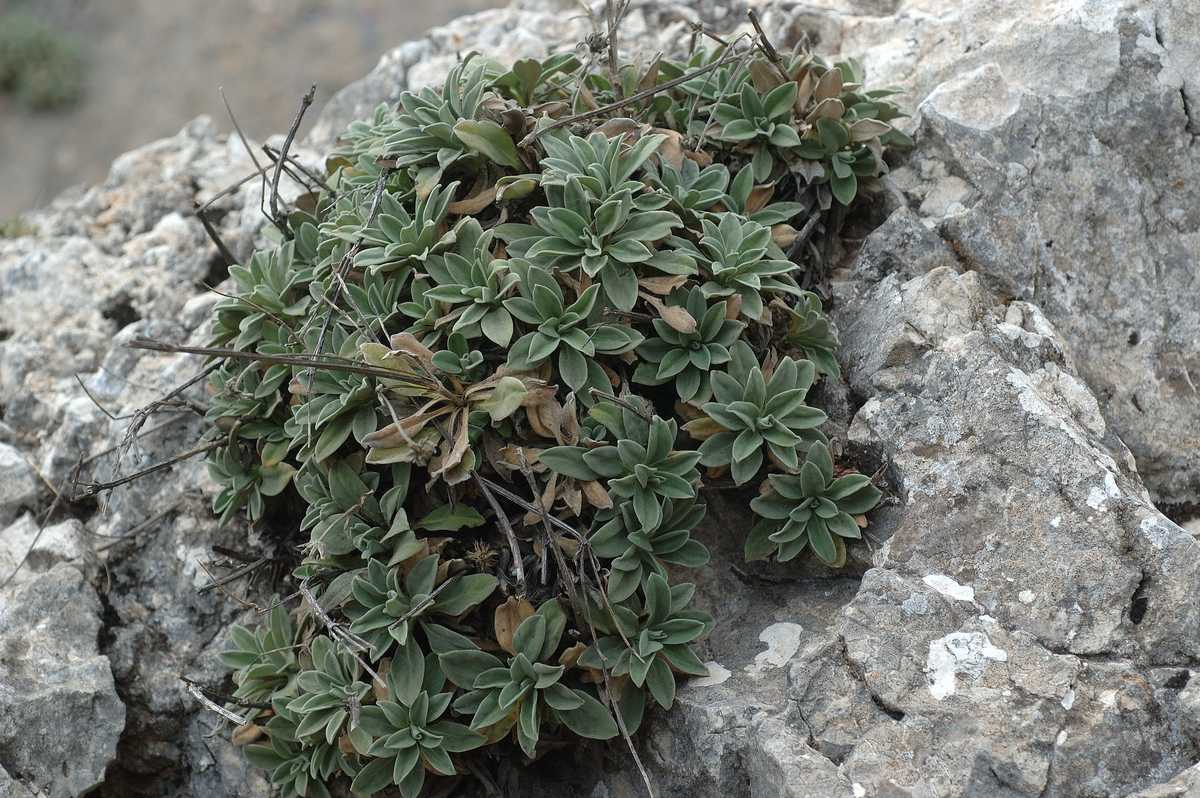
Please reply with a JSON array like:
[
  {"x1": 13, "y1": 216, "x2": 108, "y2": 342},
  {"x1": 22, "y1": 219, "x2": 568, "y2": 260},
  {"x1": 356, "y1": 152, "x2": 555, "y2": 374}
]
[
  {"x1": 208, "y1": 32, "x2": 894, "y2": 798},
  {"x1": 0, "y1": 14, "x2": 83, "y2": 111}
]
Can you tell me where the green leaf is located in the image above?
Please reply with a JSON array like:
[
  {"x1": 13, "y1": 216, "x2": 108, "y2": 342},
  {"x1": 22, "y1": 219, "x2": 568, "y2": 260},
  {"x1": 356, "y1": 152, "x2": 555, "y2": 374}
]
[
  {"x1": 435, "y1": 574, "x2": 498, "y2": 616},
  {"x1": 439, "y1": 649, "x2": 504, "y2": 688},
  {"x1": 350, "y1": 754, "x2": 395, "y2": 795},
  {"x1": 417, "y1": 504, "x2": 486, "y2": 532},
  {"x1": 453, "y1": 119, "x2": 523, "y2": 169},
  {"x1": 477, "y1": 376, "x2": 528, "y2": 421},
  {"x1": 539, "y1": 446, "x2": 597, "y2": 480},
  {"x1": 831, "y1": 171, "x2": 857, "y2": 205},
  {"x1": 557, "y1": 689, "x2": 619, "y2": 740}
]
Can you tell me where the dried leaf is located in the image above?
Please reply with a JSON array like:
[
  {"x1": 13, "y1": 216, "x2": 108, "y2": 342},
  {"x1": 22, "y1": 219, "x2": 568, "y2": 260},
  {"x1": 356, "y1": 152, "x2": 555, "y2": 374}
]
[
  {"x1": 855, "y1": 514, "x2": 869, "y2": 529},
  {"x1": 651, "y1": 127, "x2": 685, "y2": 170},
  {"x1": 559, "y1": 642, "x2": 588, "y2": 668},
  {"x1": 849, "y1": 118, "x2": 892, "y2": 142},
  {"x1": 746, "y1": 183, "x2": 776, "y2": 215},
  {"x1": 795, "y1": 70, "x2": 816, "y2": 110},
  {"x1": 494, "y1": 597, "x2": 535, "y2": 655},
  {"x1": 749, "y1": 60, "x2": 784, "y2": 93},
  {"x1": 814, "y1": 68, "x2": 843, "y2": 103},
  {"x1": 231, "y1": 723, "x2": 263, "y2": 746},
  {"x1": 805, "y1": 97, "x2": 845, "y2": 123},
  {"x1": 372, "y1": 658, "x2": 392, "y2": 701},
  {"x1": 725, "y1": 293, "x2": 743, "y2": 320},
  {"x1": 772, "y1": 223, "x2": 798, "y2": 249},
  {"x1": 594, "y1": 117, "x2": 643, "y2": 140},
  {"x1": 638, "y1": 275, "x2": 688, "y2": 295},
  {"x1": 447, "y1": 184, "x2": 497, "y2": 215},
  {"x1": 683, "y1": 148, "x2": 713, "y2": 167},
  {"x1": 641, "y1": 292, "x2": 697, "y2": 334},
  {"x1": 580, "y1": 478, "x2": 613, "y2": 510},
  {"x1": 638, "y1": 54, "x2": 662, "y2": 93}
]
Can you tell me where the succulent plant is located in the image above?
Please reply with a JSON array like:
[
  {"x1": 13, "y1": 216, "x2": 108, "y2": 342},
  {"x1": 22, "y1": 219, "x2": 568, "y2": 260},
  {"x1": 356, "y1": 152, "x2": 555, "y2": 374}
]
[
  {"x1": 590, "y1": 497, "x2": 710, "y2": 601},
  {"x1": 671, "y1": 213, "x2": 800, "y2": 321},
  {"x1": 632, "y1": 286, "x2": 745, "y2": 403},
  {"x1": 246, "y1": 694, "x2": 361, "y2": 798},
  {"x1": 203, "y1": 33, "x2": 900, "y2": 797},
  {"x1": 421, "y1": 219, "x2": 519, "y2": 346},
  {"x1": 720, "y1": 164, "x2": 807, "y2": 225},
  {"x1": 344, "y1": 555, "x2": 496, "y2": 660},
  {"x1": 286, "y1": 635, "x2": 371, "y2": 744},
  {"x1": 746, "y1": 440, "x2": 882, "y2": 565},
  {"x1": 221, "y1": 602, "x2": 299, "y2": 707},
  {"x1": 499, "y1": 177, "x2": 688, "y2": 310},
  {"x1": 539, "y1": 414, "x2": 700, "y2": 530},
  {"x1": 539, "y1": 130, "x2": 668, "y2": 201},
  {"x1": 783, "y1": 290, "x2": 841, "y2": 379},
  {"x1": 647, "y1": 158, "x2": 730, "y2": 221},
  {"x1": 439, "y1": 601, "x2": 619, "y2": 757},
  {"x1": 685, "y1": 342, "x2": 826, "y2": 484},
  {"x1": 351, "y1": 181, "x2": 460, "y2": 274},
  {"x1": 579, "y1": 573, "x2": 710, "y2": 710},
  {"x1": 712, "y1": 81, "x2": 804, "y2": 181},
  {"x1": 502, "y1": 260, "x2": 641, "y2": 396},
  {"x1": 430, "y1": 333, "x2": 485, "y2": 379},
  {"x1": 349, "y1": 659, "x2": 486, "y2": 797}
]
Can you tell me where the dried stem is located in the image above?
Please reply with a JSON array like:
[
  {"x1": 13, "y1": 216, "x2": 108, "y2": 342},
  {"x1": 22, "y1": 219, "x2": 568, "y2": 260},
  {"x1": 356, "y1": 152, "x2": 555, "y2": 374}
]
[
  {"x1": 76, "y1": 439, "x2": 222, "y2": 497},
  {"x1": 519, "y1": 37, "x2": 749, "y2": 147},
  {"x1": 269, "y1": 84, "x2": 316, "y2": 231},
  {"x1": 747, "y1": 9, "x2": 790, "y2": 82},
  {"x1": 473, "y1": 472, "x2": 527, "y2": 588}
]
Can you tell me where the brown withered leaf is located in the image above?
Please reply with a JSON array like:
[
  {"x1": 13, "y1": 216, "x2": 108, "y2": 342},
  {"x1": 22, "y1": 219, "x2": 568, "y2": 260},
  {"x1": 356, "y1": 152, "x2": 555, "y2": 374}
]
[
  {"x1": 494, "y1": 597, "x2": 535, "y2": 654},
  {"x1": 772, "y1": 223, "x2": 798, "y2": 249},
  {"x1": 594, "y1": 117, "x2": 642, "y2": 140},
  {"x1": 580, "y1": 478, "x2": 612, "y2": 510},
  {"x1": 683, "y1": 148, "x2": 713, "y2": 167},
  {"x1": 447, "y1": 185, "x2": 497, "y2": 215},
  {"x1": 724, "y1": 293, "x2": 743, "y2": 320},
  {"x1": 855, "y1": 514, "x2": 869, "y2": 529},
  {"x1": 641, "y1": 292, "x2": 697, "y2": 334},
  {"x1": 559, "y1": 642, "x2": 588, "y2": 668},
  {"x1": 638, "y1": 274, "x2": 689, "y2": 295},
  {"x1": 651, "y1": 127, "x2": 685, "y2": 171},
  {"x1": 746, "y1": 183, "x2": 775, "y2": 215},
  {"x1": 638, "y1": 54, "x2": 662, "y2": 94},
  {"x1": 373, "y1": 658, "x2": 392, "y2": 701},
  {"x1": 231, "y1": 723, "x2": 263, "y2": 746},
  {"x1": 805, "y1": 97, "x2": 845, "y2": 123},
  {"x1": 815, "y1": 68, "x2": 844, "y2": 103},
  {"x1": 795, "y1": 70, "x2": 816, "y2": 110},
  {"x1": 749, "y1": 60, "x2": 783, "y2": 93}
]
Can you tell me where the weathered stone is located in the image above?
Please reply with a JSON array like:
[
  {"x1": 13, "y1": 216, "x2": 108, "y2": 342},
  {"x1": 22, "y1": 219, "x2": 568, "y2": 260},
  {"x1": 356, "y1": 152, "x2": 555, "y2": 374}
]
[
  {"x1": 0, "y1": 564, "x2": 124, "y2": 797},
  {"x1": 2, "y1": 0, "x2": 1199, "y2": 796},
  {"x1": 0, "y1": 443, "x2": 39, "y2": 526}
]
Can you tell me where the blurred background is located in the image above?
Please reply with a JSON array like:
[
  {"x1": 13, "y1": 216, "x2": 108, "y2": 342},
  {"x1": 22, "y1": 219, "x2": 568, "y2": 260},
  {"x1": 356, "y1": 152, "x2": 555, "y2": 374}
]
[{"x1": 0, "y1": 0, "x2": 505, "y2": 218}]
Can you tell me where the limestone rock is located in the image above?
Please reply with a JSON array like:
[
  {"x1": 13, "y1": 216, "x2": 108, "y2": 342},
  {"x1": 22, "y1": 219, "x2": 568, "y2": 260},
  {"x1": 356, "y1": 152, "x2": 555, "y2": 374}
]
[
  {"x1": 0, "y1": 565, "x2": 124, "y2": 797},
  {"x1": 0, "y1": 443, "x2": 39, "y2": 526}
]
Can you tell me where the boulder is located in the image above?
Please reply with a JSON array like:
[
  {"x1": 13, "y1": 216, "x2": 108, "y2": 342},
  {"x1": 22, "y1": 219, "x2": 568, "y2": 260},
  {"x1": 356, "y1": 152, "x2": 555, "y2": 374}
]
[
  {"x1": 0, "y1": 0, "x2": 1197, "y2": 796},
  {"x1": 0, "y1": 565, "x2": 124, "y2": 797}
]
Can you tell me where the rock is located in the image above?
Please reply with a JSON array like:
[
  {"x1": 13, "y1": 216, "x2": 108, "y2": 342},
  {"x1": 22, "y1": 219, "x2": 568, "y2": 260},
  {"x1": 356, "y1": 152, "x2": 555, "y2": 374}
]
[
  {"x1": 0, "y1": 564, "x2": 124, "y2": 797},
  {"x1": 0, "y1": 515, "x2": 87, "y2": 590},
  {"x1": 890, "y1": 4, "x2": 1200, "y2": 509},
  {"x1": 2, "y1": 0, "x2": 1199, "y2": 796},
  {"x1": 0, "y1": 443, "x2": 39, "y2": 525}
]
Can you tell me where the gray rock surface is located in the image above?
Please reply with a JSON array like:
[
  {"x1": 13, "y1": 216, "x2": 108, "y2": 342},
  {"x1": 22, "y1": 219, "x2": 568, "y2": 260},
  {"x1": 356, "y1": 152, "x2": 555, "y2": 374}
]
[
  {"x1": 0, "y1": 564, "x2": 124, "y2": 798},
  {"x1": 0, "y1": 0, "x2": 1197, "y2": 796}
]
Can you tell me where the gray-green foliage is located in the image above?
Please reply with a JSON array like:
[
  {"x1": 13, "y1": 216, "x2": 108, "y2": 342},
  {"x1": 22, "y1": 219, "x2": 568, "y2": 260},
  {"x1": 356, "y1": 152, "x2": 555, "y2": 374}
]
[
  {"x1": 747, "y1": 440, "x2": 882, "y2": 565},
  {"x1": 209, "y1": 31, "x2": 893, "y2": 798},
  {"x1": 0, "y1": 14, "x2": 83, "y2": 111}
]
